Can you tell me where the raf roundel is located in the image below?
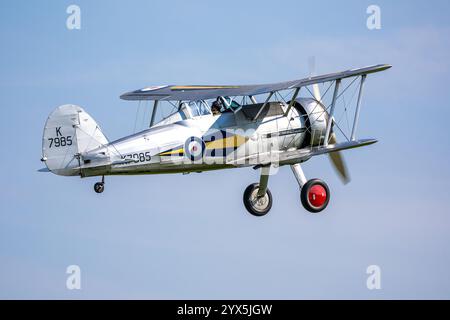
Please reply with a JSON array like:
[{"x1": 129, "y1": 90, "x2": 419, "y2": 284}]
[
  {"x1": 184, "y1": 136, "x2": 205, "y2": 161},
  {"x1": 140, "y1": 85, "x2": 168, "y2": 92}
]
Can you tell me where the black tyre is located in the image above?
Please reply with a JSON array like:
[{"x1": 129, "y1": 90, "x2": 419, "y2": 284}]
[
  {"x1": 94, "y1": 182, "x2": 104, "y2": 194},
  {"x1": 243, "y1": 183, "x2": 272, "y2": 216},
  {"x1": 300, "y1": 179, "x2": 330, "y2": 213}
]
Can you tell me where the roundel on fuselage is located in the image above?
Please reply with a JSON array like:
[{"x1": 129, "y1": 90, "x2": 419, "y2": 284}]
[{"x1": 184, "y1": 136, "x2": 205, "y2": 161}]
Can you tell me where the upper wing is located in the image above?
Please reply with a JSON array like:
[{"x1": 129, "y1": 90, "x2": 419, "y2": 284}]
[{"x1": 120, "y1": 64, "x2": 391, "y2": 101}]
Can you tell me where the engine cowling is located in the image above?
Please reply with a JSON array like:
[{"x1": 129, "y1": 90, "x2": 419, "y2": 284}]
[{"x1": 293, "y1": 98, "x2": 330, "y2": 147}]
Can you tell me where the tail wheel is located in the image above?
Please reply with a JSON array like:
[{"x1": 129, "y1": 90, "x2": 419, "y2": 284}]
[
  {"x1": 94, "y1": 182, "x2": 104, "y2": 194},
  {"x1": 243, "y1": 183, "x2": 272, "y2": 217},
  {"x1": 300, "y1": 179, "x2": 330, "y2": 213}
]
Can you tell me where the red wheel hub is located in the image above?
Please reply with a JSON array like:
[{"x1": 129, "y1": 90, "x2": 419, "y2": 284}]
[{"x1": 308, "y1": 184, "x2": 327, "y2": 208}]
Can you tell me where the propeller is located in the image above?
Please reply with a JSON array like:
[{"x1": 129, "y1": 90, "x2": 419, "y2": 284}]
[
  {"x1": 308, "y1": 57, "x2": 350, "y2": 184},
  {"x1": 328, "y1": 132, "x2": 350, "y2": 184}
]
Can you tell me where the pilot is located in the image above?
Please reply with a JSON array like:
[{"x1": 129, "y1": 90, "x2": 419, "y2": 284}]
[{"x1": 211, "y1": 98, "x2": 222, "y2": 115}]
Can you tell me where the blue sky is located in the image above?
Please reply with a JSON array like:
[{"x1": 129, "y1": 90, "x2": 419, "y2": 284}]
[{"x1": 1, "y1": 0, "x2": 450, "y2": 299}]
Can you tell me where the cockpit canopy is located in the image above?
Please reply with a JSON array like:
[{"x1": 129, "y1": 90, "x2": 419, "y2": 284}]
[
  {"x1": 180, "y1": 97, "x2": 241, "y2": 117},
  {"x1": 221, "y1": 96, "x2": 241, "y2": 110},
  {"x1": 181, "y1": 100, "x2": 211, "y2": 117},
  {"x1": 153, "y1": 97, "x2": 241, "y2": 127}
]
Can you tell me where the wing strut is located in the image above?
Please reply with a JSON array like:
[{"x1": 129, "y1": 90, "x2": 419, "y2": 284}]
[
  {"x1": 284, "y1": 87, "x2": 301, "y2": 116},
  {"x1": 350, "y1": 75, "x2": 367, "y2": 141},
  {"x1": 149, "y1": 100, "x2": 159, "y2": 127},
  {"x1": 253, "y1": 92, "x2": 274, "y2": 121},
  {"x1": 323, "y1": 79, "x2": 341, "y2": 146}
]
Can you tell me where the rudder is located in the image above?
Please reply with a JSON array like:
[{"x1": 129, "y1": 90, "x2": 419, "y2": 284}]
[{"x1": 42, "y1": 104, "x2": 108, "y2": 176}]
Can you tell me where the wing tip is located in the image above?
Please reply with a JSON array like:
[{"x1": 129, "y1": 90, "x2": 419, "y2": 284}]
[
  {"x1": 379, "y1": 63, "x2": 392, "y2": 71},
  {"x1": 120, "y1": 91, "x2": 134, "y2": 100}
]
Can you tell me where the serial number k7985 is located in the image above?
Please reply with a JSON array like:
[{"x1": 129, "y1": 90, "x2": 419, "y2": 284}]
[{"x1": 121, "y1": 152, "x2": 151, "y2": 163}]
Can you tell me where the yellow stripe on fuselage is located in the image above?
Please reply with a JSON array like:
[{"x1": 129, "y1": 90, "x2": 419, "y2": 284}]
[
  {"x1": 159, "y1": 148, "x2": 184, "y2": 156},
  {"x1": 205, "y1": 135, "x2": 247, "y2": 149}
]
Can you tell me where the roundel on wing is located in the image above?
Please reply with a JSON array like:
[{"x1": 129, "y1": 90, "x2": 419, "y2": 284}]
[
  {"x1": 140, "y1": 85, "x2": 168, "y2": 92},
  {"x1": 184, "y1": 136, "x2": 205, "y2": 161}
]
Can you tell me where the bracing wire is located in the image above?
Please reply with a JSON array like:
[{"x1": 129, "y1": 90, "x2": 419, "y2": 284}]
[{"x1": 133, "y1": 100, "x2": 142, "y2": 133}]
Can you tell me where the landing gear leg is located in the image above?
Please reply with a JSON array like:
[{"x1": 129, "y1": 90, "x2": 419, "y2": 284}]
[
  {"x1": 291, "y1": 164, "x2": 330, "y2": 213},
  {"x1": 94, "y1": 176, "x2": 105, "y2": 194},
  {"x1": 243, "y1": 166, "x2": 273, "y2": 216},
  {"x1": 290, "y1": 163, "x2": 307, "y2": 188}
]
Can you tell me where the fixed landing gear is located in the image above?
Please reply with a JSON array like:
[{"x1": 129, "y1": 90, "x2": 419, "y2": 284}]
[
  {"x1": 94, "y1": 176, "x2": 105, "y2": 194},
  {"x1": 243, "y1": 166, "x2": 273, "y2": 216},
  {"x1": 300, "y1": 179, "x2": 330, "y2": 213},
  {"x1": 291, "y1": 164, "x2": 330, "y2": 213},
  {"x1": 243, "y1": 183, "x2": 273, "y2": 216},
  {"x1": 242, "y1": 164, "x2": 331, "y2": 216}
]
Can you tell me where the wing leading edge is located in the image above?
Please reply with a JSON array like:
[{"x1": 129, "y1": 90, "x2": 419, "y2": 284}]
[
  {"x1": 120, "y1": 64, "x2": 391, "y2": 102},
  {"x1": 226, "y1": 139, "x2": 378, "y2": 167}
]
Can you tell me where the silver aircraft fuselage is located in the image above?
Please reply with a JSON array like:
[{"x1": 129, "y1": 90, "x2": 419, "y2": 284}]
[{"x1": 79, "y1": 98, "x2": 327, "y2": 178}]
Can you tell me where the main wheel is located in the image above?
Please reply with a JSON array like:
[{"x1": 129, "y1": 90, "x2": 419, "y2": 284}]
[
  {"x1": 243, "y1": 183, "x2": 273, "y2": 216},
  {"x1": 300, "y1": 179, "x2": 330, "y2": 213},
  {"x1": 94, "y1": 182, "x2": 104, "y2": 194}
]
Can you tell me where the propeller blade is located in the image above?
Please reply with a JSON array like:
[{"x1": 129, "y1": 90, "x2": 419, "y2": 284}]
[
  {"x1": 307, "y1": 58, "x2": 350, "y2": 184},
  {"x1": 308, "y1": 56, "x2": 322, "y2": 102},
  {"x1": 313, "y1": 84, "x2": 321, "y2": 102},
  {"x1": 328, "y1": 133, "x2": 350, "y2": 184}
]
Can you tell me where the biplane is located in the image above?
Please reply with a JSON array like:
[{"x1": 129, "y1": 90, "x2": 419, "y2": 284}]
[{"x1": 41, "y1": 64, "x2": 391, "y2": 216}]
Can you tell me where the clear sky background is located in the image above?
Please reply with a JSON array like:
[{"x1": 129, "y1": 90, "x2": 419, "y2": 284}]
[{"x1": 1, "y1": 0, "x2": 450, "y2": 299}]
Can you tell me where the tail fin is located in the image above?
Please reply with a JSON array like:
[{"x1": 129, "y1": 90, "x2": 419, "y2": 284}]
[{"x1": 41, "y1": 104, "x2": 108, "y2": 176}]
